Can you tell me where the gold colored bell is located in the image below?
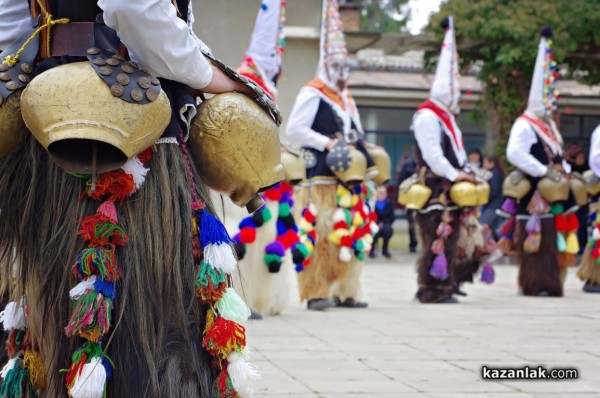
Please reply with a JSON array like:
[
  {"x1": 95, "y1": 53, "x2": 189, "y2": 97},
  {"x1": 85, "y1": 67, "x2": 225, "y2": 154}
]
[
  {"x1": 281, "y1": 151, "x2": 305, "y2": 185},
  {"x1": 449, "y1": 181, "x2": 478, "y2": 207},
  {"x1": 366, "y1": 146, "x2": 391, "y2": 185},
  {"x1": 537, "y1": 175, "x2": 569, "y2": 203},
  {"x1": 569, "y1": 175, "x2": 588, "y2": 207},
  {"x1": 20, "y1": 62, "x2": 171, "y2": 173},
  {"x1": 331, "y1": 148, "x2": 367, "y2": 185},
  {"x1": 503, "y1": 170, "x2": 531, "y2": 200},
  {"x1": 189, "y1": 92, "x2": 284, "y2": 213},
  {"x1": 583, "y1": 170, "x2": 600, "y2": 196},
  {"x1": 475, "y1": 182, "x2": 490, "y2": 206},
  {"x1": 398, "y1": 183, "x2": 432, "y2": 210},
  {"x1": 0, "y1": 90, "x2": 26, "y2": 158}
]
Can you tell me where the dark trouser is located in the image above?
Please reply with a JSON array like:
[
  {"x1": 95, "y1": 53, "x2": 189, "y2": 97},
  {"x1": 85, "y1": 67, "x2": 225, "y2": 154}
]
[
  {"x1": 407, "y1": 209, "x2": 417, "y2": 250},
  {"x1": 372, "y1": 224, "x2": 393, "y2": 254},
  {"x1": 577, "y1": 205, "x2": 589, "y2": 255},
  {"x1": 415, "y1": 209, "x2": 461, "y2": 303}
]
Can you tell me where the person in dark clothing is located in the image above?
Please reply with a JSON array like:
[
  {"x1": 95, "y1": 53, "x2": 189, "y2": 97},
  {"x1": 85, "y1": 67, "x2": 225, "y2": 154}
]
[
  {"x1": 480, "y1": 154, "x2": 506, "y2": 238},
  {"x1": 571, "y1": 151, "x2": 590, "y2": 253},
  {"x1": 397, "y1": 157, "x2": 418, "y2": 252},
  {"x1": 370, "y1": 186, "x2": 395, "y2": 259}
]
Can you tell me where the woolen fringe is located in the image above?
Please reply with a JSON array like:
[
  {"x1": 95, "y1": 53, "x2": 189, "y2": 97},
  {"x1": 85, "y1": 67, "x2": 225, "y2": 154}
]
[
  {"x1": 516, "y1": 218, "x2": 563, "y2": 296},
  {"x1": 0, "y1": 135, "x2": 215, "y2": 397},
  {"x1": 415, "y1": 210, "x2": 460, "y2": 303}
]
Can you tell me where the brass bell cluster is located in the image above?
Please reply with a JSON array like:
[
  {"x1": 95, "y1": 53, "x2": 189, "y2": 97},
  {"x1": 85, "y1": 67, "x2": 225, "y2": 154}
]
[
  {"x1": 449, "y1": 180, "x2": 490, "y2": 208},
  {"x1": 397, "y1": 167, "x2": 432, "y2": 210}
]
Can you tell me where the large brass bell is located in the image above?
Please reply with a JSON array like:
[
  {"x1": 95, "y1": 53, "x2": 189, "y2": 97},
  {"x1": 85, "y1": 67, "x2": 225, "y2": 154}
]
[
  {"x1": 502, "y1": 170, "x2": 531, "y2": 200},
  {"x1": 475, "y1": 182, "x2": 490, "y2": 206},
  {"x1": 326, "y1": 140, "x2": 367, "y2": 185},
  {"x1": 0, "y1": 90, "x2": 26, "y2": 158},
  {"x1": 397, "y1": 168, "x2": 431, "y2": 210},
  {"x1": 367, "y1": 146, "x2": 391, "y2": 186},
  {"x1": 449, "y1": 181, "x2": 478, "y2": 207},
  {"x1": 20, "y1": 62, "x2": 171, "y2": 173},
  {"x1": 189, "y1": 92, "x2": 284, "y2": 213},
  {"x1": 569, "y1": 174, "x2": 588, "y2": 207},
  {"x1": 537, "y1": 173, "x2": 569, "y2": 203},
  {"x1": 281, "y1": 150, "x2": 305, "y2": 185},
  {"x1": 583, "y1": 170, "x2": 600, "y2": 196}
]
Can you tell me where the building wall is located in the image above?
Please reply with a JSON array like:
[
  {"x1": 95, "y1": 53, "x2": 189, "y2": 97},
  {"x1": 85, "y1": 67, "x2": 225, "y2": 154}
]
[{"x1": 192, "y1": 0, "x2": 322, "y2": 133}]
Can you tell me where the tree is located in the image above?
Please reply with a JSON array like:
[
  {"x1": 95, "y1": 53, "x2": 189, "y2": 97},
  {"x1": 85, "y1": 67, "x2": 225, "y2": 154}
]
[
  {"x1": 425, "y1": 0, "x2": 600, "y2": 152},
  {"x1": 360, "y1": 0, "x2": 410, "y2": 33}
]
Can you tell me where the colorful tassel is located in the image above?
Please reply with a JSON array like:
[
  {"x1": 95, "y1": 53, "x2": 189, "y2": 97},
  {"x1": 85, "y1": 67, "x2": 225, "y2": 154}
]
[
  {"x1": 203, "y1": 317, "x2": 246, "y2": 360},
  {"x1": 565, "y1": 232, "x2": 580, "y2": 254},
  {"x1": 429, "y1": 253, "x2": 448, "y2": 280},
  {"x1": 199, "y1": 211, "x2": 237, "y2": 274},
  {"x1": 523, "y1": 232, "x2": 541, "y2": 253},
  {"x1": 0, "y1": 298, "x2": 26, "y2": 331},
  {"x1": 556, "y1": 232, "x2": 567, "y2": 252},
  {"x1": 500, "y1": 198, "x2": 517, "y2": 215},
  {"x1": 69, "y1": 357, "x2": 108, "y2": 398},
  {"x1": 216, "y1": 288, "x2": 251, "y2": 324},
  {"x1": 121, "y1": 156, "x2": 149, "y2": 190},
  {"x1": 227, "y1": 350, "x2": 260, "y2": 398},
  {"x1": 480, "y1": 262, "x2": 495, "y2": 284},
  {"x1": 195, "y1": 261, "x2": 228, "y2": 304}
]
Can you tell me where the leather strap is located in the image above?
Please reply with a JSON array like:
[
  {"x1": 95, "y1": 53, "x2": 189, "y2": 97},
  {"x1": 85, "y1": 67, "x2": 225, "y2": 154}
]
[
  {"x1": 50, "y1": 23, "x2": 95, "y2": 57},
  {"x1": 30, "y1": 0, "x2": 51, "y2": 58}
]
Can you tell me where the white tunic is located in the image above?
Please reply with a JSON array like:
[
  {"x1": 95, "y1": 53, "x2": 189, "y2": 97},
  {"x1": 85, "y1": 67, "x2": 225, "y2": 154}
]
[
  {"x1": 589, "y1": 125, "x2": 600, "y2": 177},
  {"x1": 0, "y1": 0, "x2": 213, "y2": 89},
  {"x1": 286, "y1": 85, "x2": 363, "y2": 152},
  {"x1": 506, "y1": 114, "x2": 564, "y2": 177},
  {"x1": 412, "y1": 101, "x2": 466, "y2": 182}
]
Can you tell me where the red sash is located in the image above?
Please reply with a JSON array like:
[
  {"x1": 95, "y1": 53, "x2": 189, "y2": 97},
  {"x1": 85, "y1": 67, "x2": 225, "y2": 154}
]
[
  {"x1": 519, "y1": 113, "x2": 560, "y2": 147},
  {"x1": 416, "y1": 100, "x2": 463, "y2": 150}
]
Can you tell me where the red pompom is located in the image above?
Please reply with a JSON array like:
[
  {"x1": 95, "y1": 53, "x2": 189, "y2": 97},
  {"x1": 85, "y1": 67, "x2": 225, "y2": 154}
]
[
  {"x1": 333, "y1": 221, "x2": 348, "y2": 230},
  {"x1": 303, "y1": 211, "x2": 316, "y2": 224},
  {"x1": 554, "y1": 214, "x2": 567, "y2": 232},
  {"x1": 277, "y1": 229, "x2": 299, "y2": 249},
  {"x1": 340, "y1": 236, "x2": 352, "y2": 247},
  {"x1": 264, "y1": 187, "x2": 282, "y2": 202},
  {"x1": 239, "y1": 226, "x2": 257, "y2": 244},
  {"x1": 565, "y1": 213, "x2": 579, "y2": 231}
]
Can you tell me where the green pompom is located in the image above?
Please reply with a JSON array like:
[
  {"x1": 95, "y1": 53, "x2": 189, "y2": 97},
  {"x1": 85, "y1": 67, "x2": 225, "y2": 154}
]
[
  {"x1": 356, "y1": 250, "x2": 366, "y2": 261},
  {"x1": 216, "y1": 288, "x2": 251, "y2": 324},
  {"x1": 261, "y1": 207, "x2": 273, "y2": 223},
  {"x1": 278, "y1": 202, "x2": 291, "y2": 217},
  {"x1": 550, "y1": 203, "x2": 564, "y2": 215}
]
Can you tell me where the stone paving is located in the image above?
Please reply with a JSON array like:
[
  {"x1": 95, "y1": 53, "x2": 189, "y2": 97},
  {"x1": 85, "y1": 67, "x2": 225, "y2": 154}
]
[{"x1": 245, "y1": 252, "x2": 600, "y2": 398}]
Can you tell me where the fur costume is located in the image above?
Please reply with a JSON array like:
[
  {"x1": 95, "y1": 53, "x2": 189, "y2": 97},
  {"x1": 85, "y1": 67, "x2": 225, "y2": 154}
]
[
  {"x1": 0, "y1": 136, "x2": 216, "y2": 397},
  {"x1": 516, "y1": 218, "x2": 563, "y2": 296},
  {"x1": 218, "y1": 195, "x2": 293, "y2": 316},
  {"x1": 416, "y1": 210, "x2": 461, "y2": 303},
  {"x1": 295, "y1": 184, "x2": 360, "y2": 301}
]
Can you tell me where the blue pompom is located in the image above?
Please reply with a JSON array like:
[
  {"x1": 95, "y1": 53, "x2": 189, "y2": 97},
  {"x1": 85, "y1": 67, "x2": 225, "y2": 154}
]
[
  {"x1": 276, "y1": 220, "x2": 287, "y2": 236},
  {"x1": 239, "y1": 217, "x2": 256, "y2": 229},
  {"x1": 261, "y1": 3, "x2": 268, "y2": 10},
  {"x1": 200, "y1": 210, "x2": 231, "y2": 247},
  {"x1": 94, "y1": 279, "x2": 117, "y2": 300}
]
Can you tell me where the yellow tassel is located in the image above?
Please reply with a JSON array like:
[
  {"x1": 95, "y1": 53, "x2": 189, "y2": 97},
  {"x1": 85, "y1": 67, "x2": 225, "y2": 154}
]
[
  {"x1": 24, "y1": 349, "x2": 46, "y2": 390},
  {"x1": 565, "y1": 233, "x2": 580, "y2": 255}
]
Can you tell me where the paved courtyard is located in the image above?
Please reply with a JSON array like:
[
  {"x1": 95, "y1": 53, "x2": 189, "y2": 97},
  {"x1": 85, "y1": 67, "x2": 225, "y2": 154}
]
[{"x1": 245, "y1": 252, "x2": 600, "y2": 398}]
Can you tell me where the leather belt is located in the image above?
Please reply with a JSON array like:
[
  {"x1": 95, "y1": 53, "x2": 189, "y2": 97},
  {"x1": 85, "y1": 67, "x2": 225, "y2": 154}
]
[{"x1": 49, "y1": 23, "x2": 95, "y2": 57}]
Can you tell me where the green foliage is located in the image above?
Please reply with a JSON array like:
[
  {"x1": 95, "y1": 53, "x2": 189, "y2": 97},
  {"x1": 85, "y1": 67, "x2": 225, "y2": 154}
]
[
  {"x1": 360, "y1": 0, "x2": 409, "y2": 33},
  {"x1": 425, "y1": 0, "x2": 600, "y2": 155}
]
